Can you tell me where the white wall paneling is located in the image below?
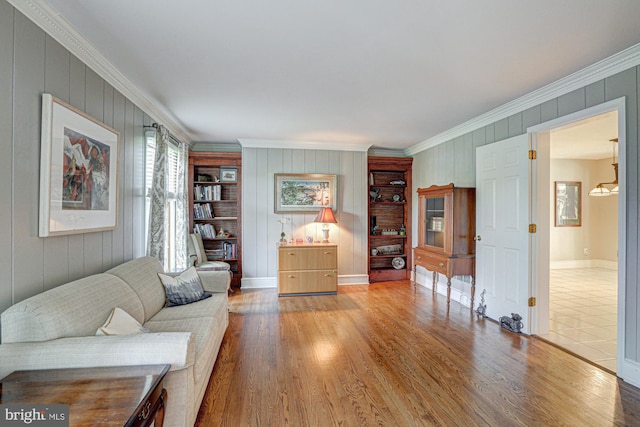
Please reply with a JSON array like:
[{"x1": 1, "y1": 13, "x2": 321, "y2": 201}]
[{"x1": 241, "y1": 147, "x2": 368, "y2": 287}]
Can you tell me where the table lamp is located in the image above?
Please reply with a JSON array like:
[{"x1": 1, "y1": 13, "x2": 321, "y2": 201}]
[{"x1": 314, "y1": 207, "x2": 337, "y2": 243}]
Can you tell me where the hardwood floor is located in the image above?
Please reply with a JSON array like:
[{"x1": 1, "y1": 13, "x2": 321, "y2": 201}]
[{"x1": 196, "y1": 281, "x2": 640, "y2": 426}]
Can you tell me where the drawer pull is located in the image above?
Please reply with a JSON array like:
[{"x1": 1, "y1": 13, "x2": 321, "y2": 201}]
[
  {"x1": 288, "y1": 275, "x2": 295, "y2": 278},
  {"x1": 439, "y1": 262, "x2": 444, "y2": 267},
  {"x1": 288, "y1": 253, "x2": 295, "y2": 256},
  {"x1": 324, "y1": 274, "x2": 332, "y2": 277},
  {"x1": 417, "y1": 256, "x2": 421, "y2": 260},
  {"x1": 324, "y1": 252, "x2": 332, "y2": 255}
]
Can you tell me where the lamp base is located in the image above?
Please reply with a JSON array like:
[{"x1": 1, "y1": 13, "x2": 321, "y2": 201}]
[{"x1": 321, "y1": 226, "x2": 330, "y2": 243}]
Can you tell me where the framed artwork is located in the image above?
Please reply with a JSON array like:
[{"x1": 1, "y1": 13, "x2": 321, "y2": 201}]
[
  {"x1": 39, "y1": 94, "x2": 120, "y2": 237},
  {"x1": 275, "y1": 173, "x2": 337, "y2": 213},
  {"x1": 220, "y1": 167, "x2": 237, "y2": 182},
  {"x1": 555, "y1": 181, "x2": 581, "y2": 227}
]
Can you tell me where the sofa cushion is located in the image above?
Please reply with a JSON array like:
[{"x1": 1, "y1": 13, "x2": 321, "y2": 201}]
[
  {"x1": 158, "y1": 267, "x2": 211, "y2": 307},
  {"x1": 96, "y1": 307, "x2": 150, "y2": 336},
  {"x1": 147, "y1": 293, "x2": 228, "y2": 323},
  {"x1": 144, "y1": 316, "x2": 222, "y2": 389},
  {"x1": 106, "y1": 256, "x2": 166, "y2": 321},
  {"x1": 0, "y1": 274, "x2": 144, "y2": 343}
]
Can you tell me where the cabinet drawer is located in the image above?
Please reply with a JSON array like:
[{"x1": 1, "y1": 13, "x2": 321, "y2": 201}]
[
  {"x1": 278, "y1": 246, "x2": 337, "y2": 271},
  {"x1": 278, "y1": 270, "x2": 337, "y2": 294},
  {"x1": 414, "y1": 251, "x2": 448, "y2": 275}
]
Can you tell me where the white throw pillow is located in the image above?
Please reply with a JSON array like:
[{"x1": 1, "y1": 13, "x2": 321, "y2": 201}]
[{"x1": 96, "y1": 307, "x2": 149, "y2": 336}]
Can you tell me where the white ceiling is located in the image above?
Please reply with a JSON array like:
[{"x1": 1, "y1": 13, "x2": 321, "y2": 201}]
[
  {"x1": 551, "y1": 111, "x2": 618, "y2": 160},
  {"x1": 38, "y1": 0, "x2": 640, "y2": 150}
]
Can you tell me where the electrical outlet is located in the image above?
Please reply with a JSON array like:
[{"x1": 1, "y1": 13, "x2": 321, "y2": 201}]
[{"x1": 584, "y1": 248, "x2": 590, "y2": 256}]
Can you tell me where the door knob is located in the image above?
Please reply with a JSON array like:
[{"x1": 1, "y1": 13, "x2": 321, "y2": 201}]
[{"x1": 474, "y1": 235, "x2": 482, "y2": 241}]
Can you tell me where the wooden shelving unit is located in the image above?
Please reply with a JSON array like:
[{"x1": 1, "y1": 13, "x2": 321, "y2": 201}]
[
  {"x1": 368, "y1": 157, "x2": 412, "y2": 282},
  {"x1": 188, "y1": 152, "x2": 242, "y2": 288}
]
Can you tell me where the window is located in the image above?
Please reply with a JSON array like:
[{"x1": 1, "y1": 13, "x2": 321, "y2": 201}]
[{"x1": 145, "y1": 131, "x2": 181, "y2": 271}]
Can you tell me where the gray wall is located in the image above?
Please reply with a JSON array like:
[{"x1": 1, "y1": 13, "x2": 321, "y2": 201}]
[
  {"x1": 242, "y1": 148, "x2": 368, "y2": 281},
  {"x1": 0, "y1": 2, "x2": 152, "y2": 333},
  {"x1": 411, "y1": 68, "x2": 639, "y2": 360}
]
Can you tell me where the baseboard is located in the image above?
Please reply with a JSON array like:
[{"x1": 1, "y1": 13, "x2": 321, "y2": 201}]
[
  {"x1": 240, "y1": 275, "x2": 370, "y2": 289},
  {"x1": 338, "y1": 274, "x2": 370, "y2": 285},
  {"x1": 240, "y1": 277, "x2": 277, "y2": 289},
  {"x1": 620, "y1": 358, "x2": 640, "y2": 389},
  {"x1": 414, "y1": 267, "x2": 473, "y2": 308},
  {"x1": 550, "y1": 259, "x2": 618, "y2": 270}
]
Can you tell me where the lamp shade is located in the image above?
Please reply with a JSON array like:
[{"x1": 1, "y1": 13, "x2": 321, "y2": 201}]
[
  {"x1": 588, "y1": 184, "x2": 610, "y2": 197},
  {"x1": 314, "y1": 207, "x2": 337, "y2": 224}
]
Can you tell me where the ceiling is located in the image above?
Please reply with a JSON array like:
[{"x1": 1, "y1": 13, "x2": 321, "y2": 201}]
[
  {"x1": 37, "y1": 0, "x2": 640, "y2": 150},
  {"x1": 551, "y1": 111, "x2": 618, "y2": 160}
]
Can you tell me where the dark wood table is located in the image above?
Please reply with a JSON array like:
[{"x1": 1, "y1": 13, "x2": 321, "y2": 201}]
[{"x1": 0, "y1": 364, "x2": 169, "y2": 427}]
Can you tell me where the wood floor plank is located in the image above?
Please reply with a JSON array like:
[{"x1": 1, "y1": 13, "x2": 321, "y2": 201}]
[{"x1": 196, "y1": 281, "x2": 640, "y2": 426}]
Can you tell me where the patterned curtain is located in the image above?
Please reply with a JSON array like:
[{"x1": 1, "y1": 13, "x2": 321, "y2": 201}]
[
  {"x1": 147, "y1": 125, "x2": 169, "y2": 265},
  {"x1": 174, "y1": 139, "x2": 188, "y2": 271}
]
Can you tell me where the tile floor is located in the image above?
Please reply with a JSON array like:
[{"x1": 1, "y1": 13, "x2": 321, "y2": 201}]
[{"x1": 539, "y1": 267, "x2": 618, "y2": 372}]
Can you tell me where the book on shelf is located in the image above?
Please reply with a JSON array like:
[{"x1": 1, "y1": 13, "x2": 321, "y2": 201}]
[
  {"x1": 194, "y1": 184, "x2": 222, "y2": 201},
  {"x1": 193, "y1": 203, "x2": 214, "y2": 219},
  {"x1": 222, "y1": 241, "x2": 237, "y2": 260},
  {"x1": 194, "y1": 224, "x2": 216, "y2": 239}
]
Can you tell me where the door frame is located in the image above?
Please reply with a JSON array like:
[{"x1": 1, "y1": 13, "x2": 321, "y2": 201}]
[{"x1": 527, "y1": 97, "x2": 626, "y2": 376}]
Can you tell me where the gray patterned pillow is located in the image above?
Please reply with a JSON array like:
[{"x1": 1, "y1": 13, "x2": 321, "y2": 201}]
[{"x1": 158, "y1": 267, "x2": 212, "y2": 306}]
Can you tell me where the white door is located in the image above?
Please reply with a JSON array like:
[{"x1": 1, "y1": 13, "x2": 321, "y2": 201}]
[{"x1": 475, "y1": 134, "x2": 532, "y2": 333}]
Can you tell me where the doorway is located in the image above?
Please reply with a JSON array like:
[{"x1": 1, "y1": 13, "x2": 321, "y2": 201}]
[
  {"x1": 528, "y1": 98, "x2": 626, "y2": 377},
  {"x1": 541, "y1": 111, "x2": 619, "y2": 372}
]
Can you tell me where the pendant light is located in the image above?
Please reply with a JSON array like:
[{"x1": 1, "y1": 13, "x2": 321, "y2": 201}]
[{"x1": 589, "y1": 138, "x2": 618, "y2": 197}]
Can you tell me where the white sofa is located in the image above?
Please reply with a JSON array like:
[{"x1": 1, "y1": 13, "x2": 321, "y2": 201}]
[{"x1": 0, "y1": 256, "x2": 230, "y2": 427}]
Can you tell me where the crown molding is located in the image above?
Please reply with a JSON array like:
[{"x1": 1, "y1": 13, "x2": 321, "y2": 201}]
[
  {"x1": 405, "y1": 42, "x2": 640, "y2": 156},
  {"x1": 239, "y1": 139, "x2": 372, "y2": 152},
  {"x1": 8, "y1": 0, "x2": 193, "y2": 145}
]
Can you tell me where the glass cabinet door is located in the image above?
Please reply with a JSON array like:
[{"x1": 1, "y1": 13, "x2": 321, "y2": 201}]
[{"x1": 424, "y1": 197, "x2": 445, "y2": 248}]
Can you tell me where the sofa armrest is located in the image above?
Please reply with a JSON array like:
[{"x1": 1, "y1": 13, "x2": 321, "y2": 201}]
[
  {"x1": 198, "y1": 270, "x2": 231, "y2": 293},
  {"x1": 0, "y1": 332, "x2": 195, "y2": 379}
]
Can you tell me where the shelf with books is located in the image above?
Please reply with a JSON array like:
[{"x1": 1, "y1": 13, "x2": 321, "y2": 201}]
[{"x1": 189, "y1": 152, "x2": 242, "y2": 288}]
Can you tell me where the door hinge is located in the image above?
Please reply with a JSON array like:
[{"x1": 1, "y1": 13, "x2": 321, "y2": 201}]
[
  {"x1": 529, "y1": 224, "x2": 536, "y2": 233},
  {"x1": 528, "y1": 150, "x2": 537, "y2": 160},
  {"x1": 528, "y1": 297, "x2": 536, "y2": 307}
]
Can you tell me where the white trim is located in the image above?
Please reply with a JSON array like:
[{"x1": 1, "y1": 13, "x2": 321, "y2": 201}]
[
  {"x1": 240, "y1": 274, "x2": 369, "y2": 289},
  {"x1": 241, "y1": 277, "x2": 277, "y2": 289},
  {"x1": 527, "y1": 97, "x2": 635, "y2": 385},
  {"x1": 406, "y1": 43, "x2": 640, "y2": 156},
  {"x1": 414, "y1": 266, "x2": 473, "y2": 308},
  {"x1": 239, "y1": 139, "x2": 372, "y2": 152},
  {"x1": 338, "y1": 274, "x2": 370, "y2": 285},
  {"x1": 8, "y1": 0, "x2": 192, "y2": 145}
]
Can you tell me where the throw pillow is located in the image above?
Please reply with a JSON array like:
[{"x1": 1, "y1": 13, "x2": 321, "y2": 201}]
[
  {"x1": 96, "y1": 307, "x2": 149, "y2": 336},
  {"x1": 158, "y1": 266, "x2": 212, "y2": 307}
]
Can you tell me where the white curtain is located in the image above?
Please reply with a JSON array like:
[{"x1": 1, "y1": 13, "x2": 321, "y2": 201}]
[
  {"x1": 174, "y1": 138, "x2": 188, "y2": 271},
  {"x1": 147, "y1": 124, "x2": 188, "y2": 271}
]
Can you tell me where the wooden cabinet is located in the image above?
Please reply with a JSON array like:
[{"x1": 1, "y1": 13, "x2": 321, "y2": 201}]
[
  {"x1": 414, "y1": 183, "x2": 475, "y2": 308},
  {"x1": 188, "y1": 152, "x2": 242, "y2": 288},
  {"x1": 368, "y1": 157, "x2": 412, "y2": 282},
  {"x1": 278, "y1": 244, "x2": 337, "y2": 295}
]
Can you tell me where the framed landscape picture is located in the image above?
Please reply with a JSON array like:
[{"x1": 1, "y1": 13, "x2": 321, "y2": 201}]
[
  {"x1": 39, "y1": 94, "x2": 120, "y2": 237},
  {"x1": 274, "y1": 173, "x2": 337, "y2": 213}
]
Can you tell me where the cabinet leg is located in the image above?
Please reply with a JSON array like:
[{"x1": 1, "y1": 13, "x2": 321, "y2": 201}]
[
  {"x1": 470, "y1": 276, "x2": 476, "y2": 311},
  {"x1": 446, "y1": 278, "x2": 452, "y2": 305},
  {"x1": 432, "y1": 271, "x2": 437, "y2": 294}
]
